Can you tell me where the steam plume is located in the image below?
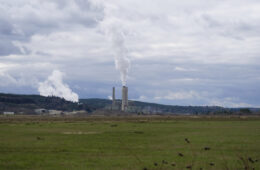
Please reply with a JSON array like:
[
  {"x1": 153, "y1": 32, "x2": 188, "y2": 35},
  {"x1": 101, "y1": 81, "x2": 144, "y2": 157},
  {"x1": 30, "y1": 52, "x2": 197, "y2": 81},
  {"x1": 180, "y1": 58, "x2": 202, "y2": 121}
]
[
  {"x1": 105, "y1": 26, "x2": 130, "y2": 86},
  {"x1": 91, "y1": 1, "x2": 130, "y2": 85},
  {"x1": 38, "y1": 70, "x2": 79, "y2": 102}
]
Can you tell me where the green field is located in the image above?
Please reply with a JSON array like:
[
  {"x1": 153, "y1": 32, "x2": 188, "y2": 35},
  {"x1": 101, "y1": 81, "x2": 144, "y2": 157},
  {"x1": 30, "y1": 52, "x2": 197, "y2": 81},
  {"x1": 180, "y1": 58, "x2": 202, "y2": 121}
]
[{"x1": 0, "y1": 116, "x2": 259, "y2": 170}]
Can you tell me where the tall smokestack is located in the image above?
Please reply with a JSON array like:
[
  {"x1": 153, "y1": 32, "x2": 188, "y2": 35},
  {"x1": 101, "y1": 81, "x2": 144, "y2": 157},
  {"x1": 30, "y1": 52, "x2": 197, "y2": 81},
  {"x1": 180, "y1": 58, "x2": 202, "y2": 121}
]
[
  {"x1": 112, "y1": 87, "x2": 116, "y2": 107},
  {"x1": 121, "y1": 86, "x2": 128, "y2": 111}
]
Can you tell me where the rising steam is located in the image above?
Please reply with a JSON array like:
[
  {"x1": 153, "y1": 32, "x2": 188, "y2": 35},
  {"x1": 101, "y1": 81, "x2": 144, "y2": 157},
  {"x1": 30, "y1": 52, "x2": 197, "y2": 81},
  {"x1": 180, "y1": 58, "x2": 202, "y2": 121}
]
[
  {"x1": 38, "y1": 70, "x2": 79, "y2": 102},
  {"x1": 90, "y1": 0, "x2": 131, "y2": 86},
  {"x1": 104, "y1": 26, "x2": 130, "y2": 86}
]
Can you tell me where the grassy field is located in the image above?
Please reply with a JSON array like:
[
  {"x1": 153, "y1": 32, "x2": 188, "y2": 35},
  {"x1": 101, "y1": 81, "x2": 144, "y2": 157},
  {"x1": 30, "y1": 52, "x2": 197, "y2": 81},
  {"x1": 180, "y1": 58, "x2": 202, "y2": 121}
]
[{"x1": 0, "y1": 116, "x2": 259, "y2": 170}]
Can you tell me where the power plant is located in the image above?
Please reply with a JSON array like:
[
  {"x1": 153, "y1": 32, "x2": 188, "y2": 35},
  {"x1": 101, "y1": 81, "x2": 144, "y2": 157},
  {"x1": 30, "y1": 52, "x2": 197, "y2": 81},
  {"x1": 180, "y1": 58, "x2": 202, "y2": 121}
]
[{"x1": 112, "y1": 86, "x2": 128, "y2": 111}]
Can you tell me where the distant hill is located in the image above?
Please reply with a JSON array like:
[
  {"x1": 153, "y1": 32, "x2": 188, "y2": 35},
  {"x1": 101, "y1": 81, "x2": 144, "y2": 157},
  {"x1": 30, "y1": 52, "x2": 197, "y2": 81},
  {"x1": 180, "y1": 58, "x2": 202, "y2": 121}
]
[
  {"x1": 80, "y1": 98, "x2": 228, "y2": 114},
  {"x1": 79, "y1": 99, "x2": 260, "y2": 115},
  {"x1": 0, "y1": 93, "x2": 91, "y2": 114},
  {"x1": 1, "y1": 93, "x2": 259, "y2": 115}
]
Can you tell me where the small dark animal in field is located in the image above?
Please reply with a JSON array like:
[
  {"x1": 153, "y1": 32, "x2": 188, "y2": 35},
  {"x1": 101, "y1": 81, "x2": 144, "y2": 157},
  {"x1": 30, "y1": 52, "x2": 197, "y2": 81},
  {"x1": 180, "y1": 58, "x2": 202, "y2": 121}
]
[
  {"x1": 186, "y1": 165, "x2": 192, "y2": 169},
  {"x1": 209, "y1": 162, "x2": 215, "y2": 166},
  {"x1": 199, "y1": 168, "x2": 203, "y2": 170},
  {"x1": 110, "y1": 124, "x2": 118, "y2": 127},
  {"x1": 255, "y1": 159, "x2": 258, "y2": 162},
  {"x1": 178, "y1": 153, "x2": 184, "y2": 157},
  {"x1": 185, "y1": 138, "x2": 190, "y2": 143},
  {"x1": 143, "y1": 167, "x2": 147, "y2": 170},
  {"x1": 36, "y1": 136, "x2": 44, "y2": 140},
  {"x1": 162, "y1": 160, "x2": 168, "y2": 164},
  {"x1": 204, "y1": 147, "x2": 210, "y2": 151},
  {"x1": 154, "y1": 162, "x2": 158, "y2": 166},
  {"x1": 248, "y1": 157, "x2": 254, "y2": 163},
  {"x1": 171, "y1": 162, "x2": 176, "y2": 166}
]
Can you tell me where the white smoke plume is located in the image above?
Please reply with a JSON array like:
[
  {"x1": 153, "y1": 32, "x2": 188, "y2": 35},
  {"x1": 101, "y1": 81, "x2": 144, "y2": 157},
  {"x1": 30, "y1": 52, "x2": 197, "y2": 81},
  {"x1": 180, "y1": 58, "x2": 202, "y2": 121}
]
[
  {"x1": 38, "y1": 70, "x2": 79, "y2": 102},
  {"x1": 90, "y1": 1, "x2": 131, "y2": 86},
  {"x1": 104, "y1": 26, "x2": 130, "y2": 86}
]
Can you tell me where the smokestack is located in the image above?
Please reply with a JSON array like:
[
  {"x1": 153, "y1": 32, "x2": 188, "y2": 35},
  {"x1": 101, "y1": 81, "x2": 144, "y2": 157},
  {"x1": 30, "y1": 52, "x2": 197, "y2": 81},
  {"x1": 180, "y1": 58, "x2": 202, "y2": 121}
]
[
  {"x1": 112, "y1": 87, "x2": 116, "y2": 107},
  {"x1": 121, "y1": 86, "x2": 128, "y2": 111}
]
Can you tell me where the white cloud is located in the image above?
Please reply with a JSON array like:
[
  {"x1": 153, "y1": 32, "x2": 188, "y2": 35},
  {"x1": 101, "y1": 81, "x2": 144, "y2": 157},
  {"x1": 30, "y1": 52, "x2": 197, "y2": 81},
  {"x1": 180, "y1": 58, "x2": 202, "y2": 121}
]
[
  {"x1": 174, "y1": 67, "x2": 197, "y2": 72},
  {"x1": 0, "y1": 71, "x2": 17, "y2": 86},
  {"x1": 154, "y1": 91, "x2": 201, "y2": 100},
  {"x1": 107, "y1": 95, "x2": 112, "y2": 100},
  {"x1": 138, "y1": 95, "x2": 147, "y2": 101},
  {"x1": 209, "y1": 97, "x2": 256, "y2": 108}
]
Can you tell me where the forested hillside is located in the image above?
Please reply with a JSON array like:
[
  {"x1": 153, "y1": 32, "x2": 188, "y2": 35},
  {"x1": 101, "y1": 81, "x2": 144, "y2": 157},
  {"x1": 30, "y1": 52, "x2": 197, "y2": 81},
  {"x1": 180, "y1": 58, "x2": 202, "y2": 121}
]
[
  {"x1": 0, "y1": 93, "x2": 91, "y2": 113},
  {"x1": 0, "y1": 93, "x2": 259, "y2": 115}
]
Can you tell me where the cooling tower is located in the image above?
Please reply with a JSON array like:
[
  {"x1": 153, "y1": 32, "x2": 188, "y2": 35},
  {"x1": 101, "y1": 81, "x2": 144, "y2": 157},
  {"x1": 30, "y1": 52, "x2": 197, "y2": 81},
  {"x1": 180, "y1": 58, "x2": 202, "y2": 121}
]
[{"x1": 121, "y1": 86, "x2": 128, "y2": 111}]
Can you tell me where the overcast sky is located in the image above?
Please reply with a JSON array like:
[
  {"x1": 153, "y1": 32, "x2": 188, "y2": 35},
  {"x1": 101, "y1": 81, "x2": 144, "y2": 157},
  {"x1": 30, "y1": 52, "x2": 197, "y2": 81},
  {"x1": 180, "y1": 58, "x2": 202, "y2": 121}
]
[{"x1": 0, "y1": 0, "x2": 260, "y2": 107}]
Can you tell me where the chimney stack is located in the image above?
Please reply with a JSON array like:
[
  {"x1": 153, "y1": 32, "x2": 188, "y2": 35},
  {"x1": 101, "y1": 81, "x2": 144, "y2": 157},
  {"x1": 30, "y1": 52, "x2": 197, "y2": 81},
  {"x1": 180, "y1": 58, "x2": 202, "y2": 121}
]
[
  {"x1": 121, "y1": 86, "x2": 128, "y2": 111},
  {"x1": 112, "y1": 87, "x2": 116, "y2": 107}
]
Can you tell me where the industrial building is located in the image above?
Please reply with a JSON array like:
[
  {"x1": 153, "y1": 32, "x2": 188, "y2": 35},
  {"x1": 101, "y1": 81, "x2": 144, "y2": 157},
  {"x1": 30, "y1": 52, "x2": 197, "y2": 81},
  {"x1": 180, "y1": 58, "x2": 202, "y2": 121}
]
[{"x1": 3, "y1": 112, "x2": 14, "y2": 115}]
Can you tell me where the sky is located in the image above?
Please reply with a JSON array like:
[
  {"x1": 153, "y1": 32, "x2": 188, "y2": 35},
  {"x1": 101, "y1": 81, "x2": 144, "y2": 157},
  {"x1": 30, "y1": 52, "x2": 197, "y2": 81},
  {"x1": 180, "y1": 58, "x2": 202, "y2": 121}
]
[{"x1": 0, "y1": 0, "x2": 260, "y2": 107}]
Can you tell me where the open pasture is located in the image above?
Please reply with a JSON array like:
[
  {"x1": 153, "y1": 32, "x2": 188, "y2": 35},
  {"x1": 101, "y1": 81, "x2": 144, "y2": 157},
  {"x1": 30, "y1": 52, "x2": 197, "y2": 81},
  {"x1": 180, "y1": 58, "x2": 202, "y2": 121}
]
[{"x1": 0, "y1": 116, "x2": 259, "y2": 169}]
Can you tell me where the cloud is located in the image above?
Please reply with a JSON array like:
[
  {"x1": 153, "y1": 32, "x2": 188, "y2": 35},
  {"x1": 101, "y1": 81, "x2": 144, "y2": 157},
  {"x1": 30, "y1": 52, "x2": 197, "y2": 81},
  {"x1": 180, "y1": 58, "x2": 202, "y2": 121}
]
[
  {"x1": 154, "y1": 91, "x2": 200, "y2": 100},
  {"x1": 209, "y1": 97, "x2": 256, "y2": 108},
  {"x1": 174, "y1": 67, "x2": 197, "y2": 72},
  {"x1": 0, "y1": 72, "x2": 17, "y2": 86},
  {"x1": 107, "y1": 95, "x2": 112, "y2": 100}
]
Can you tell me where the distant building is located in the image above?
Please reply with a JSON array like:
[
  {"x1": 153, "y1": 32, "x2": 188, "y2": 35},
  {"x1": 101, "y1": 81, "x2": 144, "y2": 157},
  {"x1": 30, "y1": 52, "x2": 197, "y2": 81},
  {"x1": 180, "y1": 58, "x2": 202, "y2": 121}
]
[
  {"x1": 49, "y1": 110, "x2": 62, "y2": 115},
  {"x1": 63, "y1": 111, "x2": 77, "y2": 115},
  {"x1": 3, "y1": 112, "x2": 14, "y2": 115},
  {"x1": 35, "y1": 109, "x2": 48, "y2": 114}
]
